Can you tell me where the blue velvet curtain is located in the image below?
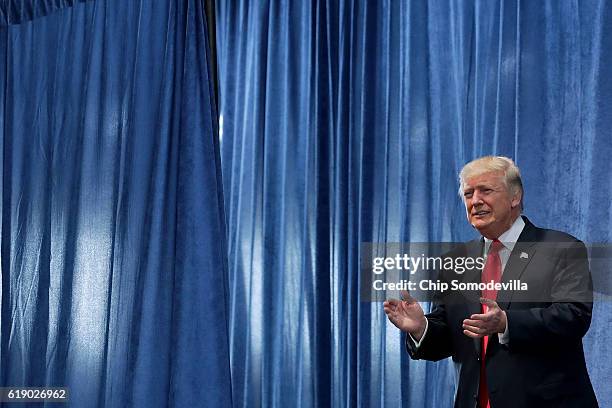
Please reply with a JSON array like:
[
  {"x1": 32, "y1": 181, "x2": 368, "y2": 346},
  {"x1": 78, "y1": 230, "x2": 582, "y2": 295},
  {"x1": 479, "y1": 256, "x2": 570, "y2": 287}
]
[
  {"x1": 1, "y1": 1, "x2": 232, "y2": 407},
  {"x1": 217, "y1": 1, "x2": 612, "y2": 407}
]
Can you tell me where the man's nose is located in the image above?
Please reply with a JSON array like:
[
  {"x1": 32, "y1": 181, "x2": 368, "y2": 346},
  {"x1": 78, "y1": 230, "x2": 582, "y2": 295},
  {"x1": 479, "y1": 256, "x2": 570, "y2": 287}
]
[{"x1": 471, "y1": 191, "x2": 484, "y2": 205}]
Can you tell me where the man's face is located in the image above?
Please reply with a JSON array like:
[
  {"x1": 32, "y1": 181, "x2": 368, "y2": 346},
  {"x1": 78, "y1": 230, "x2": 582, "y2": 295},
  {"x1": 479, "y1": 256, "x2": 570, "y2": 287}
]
[{"x1": 462, "y1": 171, "x2": 521, "y2": 239}]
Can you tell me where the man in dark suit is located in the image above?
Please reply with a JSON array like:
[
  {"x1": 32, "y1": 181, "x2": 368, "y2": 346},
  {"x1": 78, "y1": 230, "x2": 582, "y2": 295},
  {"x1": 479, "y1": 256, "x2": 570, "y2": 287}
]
[{"x1": 384, "y1": 156, "x2": 598, "y2": 408}]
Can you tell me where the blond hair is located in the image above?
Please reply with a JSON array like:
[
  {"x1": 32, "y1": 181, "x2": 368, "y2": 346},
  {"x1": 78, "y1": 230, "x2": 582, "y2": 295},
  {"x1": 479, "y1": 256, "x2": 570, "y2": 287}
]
[{"x1": 458, "y1": 156, "x2": 523, "y2": 206}]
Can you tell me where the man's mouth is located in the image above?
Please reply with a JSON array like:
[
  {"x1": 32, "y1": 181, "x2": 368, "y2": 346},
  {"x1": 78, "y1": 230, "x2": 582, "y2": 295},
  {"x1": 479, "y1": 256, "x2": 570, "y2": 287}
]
[{"x1": 472, "y1": 210, "x2": 489, "y2": 217}]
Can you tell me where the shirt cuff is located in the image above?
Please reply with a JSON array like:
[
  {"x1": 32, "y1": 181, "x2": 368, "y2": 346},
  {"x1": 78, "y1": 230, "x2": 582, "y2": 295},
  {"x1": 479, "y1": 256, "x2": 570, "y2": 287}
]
[
  {"x1": 498, "y1": 313, "x2": 510, "y2": 344},
  {"x1": 408, "y1": 317, "x2": 429, "y2": 348}
]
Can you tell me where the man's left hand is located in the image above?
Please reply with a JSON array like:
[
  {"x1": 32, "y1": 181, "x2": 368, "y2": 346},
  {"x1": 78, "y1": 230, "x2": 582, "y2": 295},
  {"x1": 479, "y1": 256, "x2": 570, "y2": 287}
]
[{"x1": 462, "y1": 298, "x2": 507, "y2": 338}]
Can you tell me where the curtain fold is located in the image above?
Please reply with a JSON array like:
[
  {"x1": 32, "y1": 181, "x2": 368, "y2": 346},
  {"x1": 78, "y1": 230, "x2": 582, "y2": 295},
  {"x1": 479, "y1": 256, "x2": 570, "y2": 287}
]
[
  {"x1": 0, "y1": 0, "x2": 91, "y2": 25},
  {"x1": 217, "y1": 0, "x2": 612, "y2": 407},
  {"x1": 1, "y1": 1, "x2": 232, "y2": 407}
]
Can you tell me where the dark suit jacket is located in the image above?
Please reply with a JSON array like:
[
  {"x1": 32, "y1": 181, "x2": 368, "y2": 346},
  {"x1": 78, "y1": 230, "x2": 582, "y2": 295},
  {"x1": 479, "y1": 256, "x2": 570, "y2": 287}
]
[{"x1": 406, "y1": 217, "x2": 598, "y2": 408}]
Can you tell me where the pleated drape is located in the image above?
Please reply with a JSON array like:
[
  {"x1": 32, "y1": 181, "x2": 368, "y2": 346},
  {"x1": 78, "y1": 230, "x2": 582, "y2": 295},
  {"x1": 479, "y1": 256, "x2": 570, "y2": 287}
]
[
  {"x1": 217, "y1": 1, "x2": 612, "y2": 407},
  {"x1": 1, "y1": 1, "x2": 232, "y2": 407}
]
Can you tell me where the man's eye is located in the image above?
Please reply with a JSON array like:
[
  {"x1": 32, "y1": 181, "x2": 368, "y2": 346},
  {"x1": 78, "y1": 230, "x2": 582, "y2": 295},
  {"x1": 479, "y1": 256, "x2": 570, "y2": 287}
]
[{"x1": 464, "y1": 192, "x2": 473, "y2": 198}]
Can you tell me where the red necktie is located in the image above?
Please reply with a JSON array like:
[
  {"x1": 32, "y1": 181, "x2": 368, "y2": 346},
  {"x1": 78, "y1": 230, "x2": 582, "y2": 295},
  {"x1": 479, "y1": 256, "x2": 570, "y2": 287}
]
[{"x1": 478, "y1": 239, "x2": 503, "y2": 408}]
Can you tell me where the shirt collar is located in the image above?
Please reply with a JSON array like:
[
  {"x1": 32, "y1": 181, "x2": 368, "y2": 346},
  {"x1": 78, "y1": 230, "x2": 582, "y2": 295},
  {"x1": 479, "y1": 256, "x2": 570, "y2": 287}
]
[{"x1": 484, "y1": 216, "x2": 525, "y2": 252}]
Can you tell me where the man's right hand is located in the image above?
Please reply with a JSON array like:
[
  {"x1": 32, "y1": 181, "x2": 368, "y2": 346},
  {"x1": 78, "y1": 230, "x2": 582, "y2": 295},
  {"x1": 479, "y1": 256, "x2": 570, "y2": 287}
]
[{"x1": 383, "y1": 291, "x2": 427, "y2": 341}]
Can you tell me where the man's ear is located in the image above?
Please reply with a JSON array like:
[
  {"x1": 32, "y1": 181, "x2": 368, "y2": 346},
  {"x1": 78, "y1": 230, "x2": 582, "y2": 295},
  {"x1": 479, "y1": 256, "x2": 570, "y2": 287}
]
[{"x1": 511, "y1": 190, "x2": 522, "y2": 208}]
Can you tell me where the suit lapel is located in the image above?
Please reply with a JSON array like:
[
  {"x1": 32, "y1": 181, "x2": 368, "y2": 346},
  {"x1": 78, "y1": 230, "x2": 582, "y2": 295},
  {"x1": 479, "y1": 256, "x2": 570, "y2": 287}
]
[
  {"x1": 497, "y1": 217, "x2": 538, "y2": 309},
  {"x1": 461, "y1": 239, "x2": 485, "y2": 357},
  {"x1": 463, "y1": 238, "x2": 484, "y2": 314},
  {"x1": 465, "y1": 217, "x2": 539, "y2": 356}
]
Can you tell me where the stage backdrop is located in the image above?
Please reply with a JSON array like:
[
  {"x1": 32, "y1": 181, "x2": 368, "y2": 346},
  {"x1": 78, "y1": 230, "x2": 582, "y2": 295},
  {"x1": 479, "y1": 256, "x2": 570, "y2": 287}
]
[
  {"x1": 1, "y1": 1, "x2": 232, "y2": 407},
  {"x1": 216, "y1": 0, "x2": 612, "y2": 407}
]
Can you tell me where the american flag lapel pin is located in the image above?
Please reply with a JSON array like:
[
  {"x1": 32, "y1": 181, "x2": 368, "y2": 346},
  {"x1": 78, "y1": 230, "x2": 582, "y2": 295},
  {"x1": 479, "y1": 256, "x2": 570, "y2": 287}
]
[{"x1": 520, "y1": 252, "x2": 529, "y2": 259}]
